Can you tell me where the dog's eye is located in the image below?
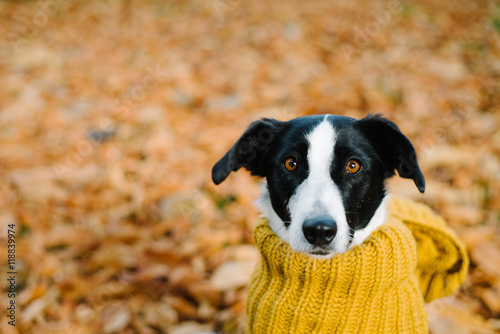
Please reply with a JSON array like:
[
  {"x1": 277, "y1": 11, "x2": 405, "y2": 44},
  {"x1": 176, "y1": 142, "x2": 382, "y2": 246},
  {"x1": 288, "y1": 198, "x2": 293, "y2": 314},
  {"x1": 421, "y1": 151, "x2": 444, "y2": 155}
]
[
  {"x1": 346, "y1": 160, "x2": 361, "y2": 174},
  {"x1": 284, "y1": 157, "x2": 298, "y2": 172}
]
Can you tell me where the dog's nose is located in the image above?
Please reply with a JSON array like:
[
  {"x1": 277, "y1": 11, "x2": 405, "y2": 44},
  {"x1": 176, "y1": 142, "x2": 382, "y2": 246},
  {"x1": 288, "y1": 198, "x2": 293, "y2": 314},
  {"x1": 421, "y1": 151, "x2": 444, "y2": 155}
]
[{"x1": 302, "y1": 218, "x2": 337, "y2": 246}]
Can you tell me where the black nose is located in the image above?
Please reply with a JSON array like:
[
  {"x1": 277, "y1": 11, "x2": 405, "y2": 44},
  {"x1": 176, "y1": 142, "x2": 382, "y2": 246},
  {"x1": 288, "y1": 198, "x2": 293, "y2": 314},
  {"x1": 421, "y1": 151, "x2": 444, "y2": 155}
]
[{"x1": 302, "y1": 218, "x2": 337, "y2": 246}]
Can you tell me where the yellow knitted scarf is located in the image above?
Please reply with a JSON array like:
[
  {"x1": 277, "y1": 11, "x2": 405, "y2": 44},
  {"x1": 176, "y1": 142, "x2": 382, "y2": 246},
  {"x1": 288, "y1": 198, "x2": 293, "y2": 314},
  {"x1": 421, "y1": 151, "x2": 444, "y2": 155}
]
[{"x1": 247, "y1": 197, "x2": 468, "y2": 334}]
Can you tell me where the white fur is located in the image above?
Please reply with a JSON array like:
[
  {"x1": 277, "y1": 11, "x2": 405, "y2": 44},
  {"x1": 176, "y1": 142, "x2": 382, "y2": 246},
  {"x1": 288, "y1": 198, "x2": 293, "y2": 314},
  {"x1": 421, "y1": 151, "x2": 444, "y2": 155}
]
[
  {"x1": 287, "y1": 117, "x2": 351, "y2": 257},
  {"x1": 256, "y1": 183, "x2": 289, "y2": 241}
]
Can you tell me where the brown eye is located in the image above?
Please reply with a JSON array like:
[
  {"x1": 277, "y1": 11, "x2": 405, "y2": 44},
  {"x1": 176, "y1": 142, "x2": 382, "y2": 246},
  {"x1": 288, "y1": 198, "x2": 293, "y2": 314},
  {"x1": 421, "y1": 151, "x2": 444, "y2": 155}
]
[
  {"x1": 346, "y1": 160, "x2": 360, "y2": 174},
  {"x1": 284, "y1": 157, "x2": 298, "y2": 172}
]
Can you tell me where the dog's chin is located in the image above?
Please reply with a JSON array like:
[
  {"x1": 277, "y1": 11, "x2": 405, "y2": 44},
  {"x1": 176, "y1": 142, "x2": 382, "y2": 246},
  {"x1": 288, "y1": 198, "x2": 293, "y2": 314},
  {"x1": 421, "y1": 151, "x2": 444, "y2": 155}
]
[
  {"x1": 303, "y1": 244, "x2": 353, "y2": 259},
  {"x1": 308, "y1": 249, "x2": 334, "y2": 259}
]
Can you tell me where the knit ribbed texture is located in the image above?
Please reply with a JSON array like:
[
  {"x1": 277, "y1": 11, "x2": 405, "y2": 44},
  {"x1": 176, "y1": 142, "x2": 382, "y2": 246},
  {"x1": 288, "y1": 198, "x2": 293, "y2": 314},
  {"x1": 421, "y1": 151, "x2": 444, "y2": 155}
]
[{"x1": 246, "y1": 196, "x2": 469, "y2": 334}]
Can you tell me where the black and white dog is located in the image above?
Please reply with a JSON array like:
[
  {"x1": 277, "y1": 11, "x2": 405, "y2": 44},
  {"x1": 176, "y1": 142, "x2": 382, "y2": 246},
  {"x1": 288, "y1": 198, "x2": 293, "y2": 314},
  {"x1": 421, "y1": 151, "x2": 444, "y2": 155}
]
[{"x1": 212, "y1": 114, "x2": 425, "y2": 258}]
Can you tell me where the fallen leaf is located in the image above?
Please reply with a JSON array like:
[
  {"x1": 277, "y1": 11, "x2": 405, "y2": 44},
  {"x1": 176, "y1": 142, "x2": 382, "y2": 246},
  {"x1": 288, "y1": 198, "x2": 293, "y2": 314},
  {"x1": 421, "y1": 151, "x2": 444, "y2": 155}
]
[{"x1": 210, "y1": 260, "x2": 258, "y2": 291}]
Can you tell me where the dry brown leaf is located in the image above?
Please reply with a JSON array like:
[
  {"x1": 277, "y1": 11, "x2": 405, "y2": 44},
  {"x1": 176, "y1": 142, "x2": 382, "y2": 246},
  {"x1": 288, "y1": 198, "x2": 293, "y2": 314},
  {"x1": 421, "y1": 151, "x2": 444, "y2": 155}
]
[
  {"x1": 170, "y1": 322, "x2": 214, "y2": 334},
  {"x1": 210, "y1": 260, "x2": 258, "y2": 291},
  {"x1": 428, "y1": 296, "x2": 497, "y2": 334},
  {"x1": 142, "y1": 301, "x2": 179, "y2": 329},
  {"x1": 102, "y1": 306, "x2": 131, "y2": 334},
  {"x1": 479, "y1": 287, "x2": 500, "y2": 315},
  {"x1": 90, "y1": 244, "x2": 138, "y2": 270},
  {"x1": 21, "y1": 287, "x2": 59, "y2": 324},
  {"x1": 470, "y1": 242, "x2": 500, "y2": 278},
  {"x1": 168, "y1": 297, "x2": 199, "y2": 319}
]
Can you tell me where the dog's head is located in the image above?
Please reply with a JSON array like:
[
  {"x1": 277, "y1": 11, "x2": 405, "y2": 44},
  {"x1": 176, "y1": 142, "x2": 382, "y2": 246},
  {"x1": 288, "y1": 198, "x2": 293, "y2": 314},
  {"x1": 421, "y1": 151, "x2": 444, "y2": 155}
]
[{"x1": 212, "y1": 114, "x2": 425, "y2": 258}]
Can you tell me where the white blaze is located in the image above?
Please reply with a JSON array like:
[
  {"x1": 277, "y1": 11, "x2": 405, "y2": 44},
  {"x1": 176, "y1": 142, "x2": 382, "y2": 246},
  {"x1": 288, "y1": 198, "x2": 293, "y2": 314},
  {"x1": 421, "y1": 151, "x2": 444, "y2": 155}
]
[{"x1": 286, "y1": 117, "x2": 350, "y2": 256}]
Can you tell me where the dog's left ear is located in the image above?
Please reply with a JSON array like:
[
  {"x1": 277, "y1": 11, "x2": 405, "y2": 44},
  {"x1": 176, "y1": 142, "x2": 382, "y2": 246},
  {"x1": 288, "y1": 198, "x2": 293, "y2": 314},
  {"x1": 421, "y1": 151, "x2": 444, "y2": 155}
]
[
  {"x1": 212, "y1": 118, "x2": 285, "y2": 185},
  {"x1": 354, "y1": 114, "x2": 425, "y2": 193}
]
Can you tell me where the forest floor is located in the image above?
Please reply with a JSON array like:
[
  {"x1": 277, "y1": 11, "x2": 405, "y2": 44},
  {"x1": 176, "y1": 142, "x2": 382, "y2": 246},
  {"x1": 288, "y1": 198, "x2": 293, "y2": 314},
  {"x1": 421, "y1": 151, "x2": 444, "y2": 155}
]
[{"x1": 0, "y1": 0, "x2": 500, "y2": 333}]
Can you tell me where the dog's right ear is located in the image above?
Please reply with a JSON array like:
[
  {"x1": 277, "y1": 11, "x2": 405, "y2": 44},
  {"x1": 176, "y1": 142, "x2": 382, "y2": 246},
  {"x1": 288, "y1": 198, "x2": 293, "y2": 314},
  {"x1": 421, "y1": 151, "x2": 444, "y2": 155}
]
[{"x1": 212, "y1": 118, "x2": 284, "y2": 185}]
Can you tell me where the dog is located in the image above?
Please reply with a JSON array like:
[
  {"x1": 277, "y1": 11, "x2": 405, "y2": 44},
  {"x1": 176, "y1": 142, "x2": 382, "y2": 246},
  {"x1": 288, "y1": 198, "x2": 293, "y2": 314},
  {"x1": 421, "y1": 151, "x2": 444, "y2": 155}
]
[{"x1": 212, "y1": 113, "x2": 425, "y2": 258}]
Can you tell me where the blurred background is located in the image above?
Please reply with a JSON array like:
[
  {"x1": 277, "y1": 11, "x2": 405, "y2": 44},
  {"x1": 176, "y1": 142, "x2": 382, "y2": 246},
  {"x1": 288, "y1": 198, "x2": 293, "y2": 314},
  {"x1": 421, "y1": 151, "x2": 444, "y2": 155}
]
[{"x1": 0, "y1": 0, "x2": 499, "y2": 333}]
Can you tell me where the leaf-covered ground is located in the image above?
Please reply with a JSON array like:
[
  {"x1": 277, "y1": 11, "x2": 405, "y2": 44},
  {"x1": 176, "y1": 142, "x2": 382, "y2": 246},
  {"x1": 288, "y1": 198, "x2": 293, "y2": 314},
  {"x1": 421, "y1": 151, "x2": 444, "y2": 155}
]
[{"x1": 0, "y1": 0, "x2": 499, "y2": 333}]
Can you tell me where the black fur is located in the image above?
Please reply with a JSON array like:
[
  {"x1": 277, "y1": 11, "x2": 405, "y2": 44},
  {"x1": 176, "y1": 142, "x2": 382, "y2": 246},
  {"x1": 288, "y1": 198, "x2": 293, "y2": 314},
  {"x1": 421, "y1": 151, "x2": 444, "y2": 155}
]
[
  {"x1": 211, "y1": 118, "x2": 284, "y2": 185},
  {"x1": 353, "y1": 114, "x2": 425, "y2": 193}
]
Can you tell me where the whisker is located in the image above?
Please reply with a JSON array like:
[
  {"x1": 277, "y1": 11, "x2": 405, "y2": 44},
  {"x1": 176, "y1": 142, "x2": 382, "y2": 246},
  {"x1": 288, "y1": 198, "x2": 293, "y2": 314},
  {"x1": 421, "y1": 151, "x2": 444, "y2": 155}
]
[
  {"x1": 275, "y1": 224, "x2": 286, "y2": 234},
  {"x1": 274, "y1": 221, "x2": 291, "y2": 235}
]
